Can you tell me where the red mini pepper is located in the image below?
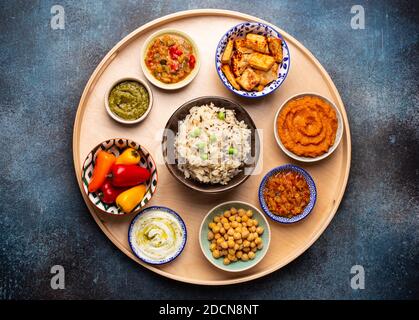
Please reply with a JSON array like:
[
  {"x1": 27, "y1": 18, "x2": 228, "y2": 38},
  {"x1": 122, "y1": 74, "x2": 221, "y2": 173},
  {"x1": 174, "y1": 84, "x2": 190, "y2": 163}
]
[
  {"x1": 111, "y1": 164, "x2": 151, "y2": 187},
  {"x1": 98, "y1": 178, "x2": 126, "y2": 204}
]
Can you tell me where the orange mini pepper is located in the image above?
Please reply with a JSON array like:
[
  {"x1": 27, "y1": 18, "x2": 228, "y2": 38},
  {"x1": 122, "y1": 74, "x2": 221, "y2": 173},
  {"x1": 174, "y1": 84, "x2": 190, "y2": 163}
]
[{"x1": 88, "y1": 150, "x2": 116, "y2": 193}]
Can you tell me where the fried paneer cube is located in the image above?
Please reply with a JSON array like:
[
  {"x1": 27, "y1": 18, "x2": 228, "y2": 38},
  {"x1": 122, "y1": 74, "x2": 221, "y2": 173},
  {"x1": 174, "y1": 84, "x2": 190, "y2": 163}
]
[
  {"x1": 248, "y1": 52, "x2": 275, "y2": 71},
  {"x1": 255, "y1": 63, "x2": 279, "y2": 87},
  {"x1": 245, "y1": 33, "x2": 269, "y2": 54},
  {"x1": 236, "y1": 67, "x2": 261, "y2": 91},
  {"x1": 221, "y1": 64, "x2": 241, "y2": 90},
  {"x1": 234, "y1": 38, "x2": 254, "y2": 54},
  {"x1": 231, "y1": 50, "x2": 251, "y2": 77},
  {"x1": 267, "y1": 37, "x2": 283, "y2": 63},
  {"x1": 221, "y1": 40, "x2": 234, "y2": 64}
]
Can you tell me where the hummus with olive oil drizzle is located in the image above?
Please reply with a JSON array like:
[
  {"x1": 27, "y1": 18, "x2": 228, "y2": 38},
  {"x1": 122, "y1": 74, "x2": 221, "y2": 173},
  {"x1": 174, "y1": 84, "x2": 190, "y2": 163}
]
[
  {"x1": 130, "y1": 209, "x2": 184, "y2": 262},
  {"x1": 277, "y1": 95, "x2": 338, "y2": 158}
]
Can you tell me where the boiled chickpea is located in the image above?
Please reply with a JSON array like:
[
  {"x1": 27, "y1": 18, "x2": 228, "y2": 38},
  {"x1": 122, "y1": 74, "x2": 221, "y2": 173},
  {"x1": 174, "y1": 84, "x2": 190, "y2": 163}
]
[
  {"x1": 236, "y1": 251, "x2": 243, "y2": 259},
  {"x1": 216, "y1": 222, "x2": 222, "y2": 228},
  {"x1": 228, "y1": 215, "x2": 236, "y2": 222},
  {"x1": 236, "y1": 217, "x2": 242, "y2": 223},
  {"x1": 255, "y1": 237, "x2": 262, "y2": 245},
  {"x1": 251, "y1": 247, "x2": 257, "y2": 253},
  {"x1": 250, "y1": 226, "x2": 256, "y2": 233},
  {"x1": 216, "y1": 238, "x2": 223, "y2": 245},
  {"x1": 212, "y1": 226, "x2": 220, "y2": 233},
  {"x1": 234, "y1": 243, "x2": 240, "y2": 251},
  {"x1": 231, "y1": 221, "x2": 238, "y2": 228},
  {"x1": 220, "y1": 227, "x2": 226, "y2": 235},
  {"x1": 212, "y1": 249, "x2": 220, "y2": 258},
  {"x1": 227, "y1": 253, "x2": 235, "y2": 261},
  {"x1": 210, "y1": 243, "x2": 216, "y2": 251},
  {"x1": 208, "y1": 231, "x2": 214, "y2": 240},
  {"x1": 257, "y1": 243, "x2": 263, "y2": 250},
  {"x1": 248, "y1": 251, "x2": 256, "y2": 260},
  {"x1": 242, "y1": 215, "x2": 249, "y2": 222},
  {"x1": 223, "y1": 258, "x2": 230, "y2": 265},
  {"x1": 223, "y1": 210, "x2": 231, "y2": 218},
  {"x1": 223, "y1": 234, "x2": 229, "y2": 240},
  {"x1": 221, "y1": 217, "x2": 228, "y2": 224},
  {"x1": 233, "y1": 232, "x2": 241, "y2": 240},
  {"x1": 228, "y1": 248, "x2": 235, "y2": 256},
  {"x1": 243, "y1": 247, "x2": 250, "y2": 253},
  {"x1": 253, "y1": 219, "x2": 259, "y2": 227},
  {"x1": 243, "y1": 240, "x2": 250, "y2": 248},
  {"x1": 214, "y1": 233, "x2": 221, "y2": 240},
  {"x1": 247, "y1": 233, "x2": 254, "y2": 242},
  {"x1": 221, "y1": 249, "x2": 228, "y2": 256},
  {"x1": 237, "y1": 239, "x2": 243, "y2": 245},
  {"x1": 227, "y1": 228, "x2": 234, "y2": 236},
  {"x1": 246, "y1": 220, "x2": 253, "y2": 227},
  {"x1": 241, "y1": 253, "x2": 249, "y2": 261},
  {"x1": 230, "y1": 207, "x2": 237, "y2": 214},
  {"x1": 213, "y1": 216, "x2": 220, "y2": 223},
  {"x1": 250, "y1": 242, "x2": 256, "y2": 248},
  {"x1": 246, "y1": 210, "x2": 253, "y2": 217},
  {"x1": 256, "y1": 226, "x2": 264, "y2": 235},
  {"x1": 223, "y1": 222, "x2": 230, "y2": 230},
  {"x1": 228, "y1": 240, "x2": 235, "y2": 248},
  {"x1": 221, "y1": 241, "x2": 228, "y2": 249},
  {"x1": 242, "y1": 230, "x2": 249, "y2": 239}
]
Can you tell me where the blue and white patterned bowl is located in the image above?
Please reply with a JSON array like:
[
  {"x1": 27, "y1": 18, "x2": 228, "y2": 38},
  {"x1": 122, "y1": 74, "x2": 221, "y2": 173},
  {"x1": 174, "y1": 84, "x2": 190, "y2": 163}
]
[
  {"x1": 81, "y1": 138, "x2": 158, "y2": 216},
  {"x1": 128, "y1": 206, "x2": 187, "y2": 265},
  {"x1": 215, "y1": 22, "x2": 290, "y2": 98},
  {"x1": 258, "y1": 164, "x2": 317, "y2": 224}
]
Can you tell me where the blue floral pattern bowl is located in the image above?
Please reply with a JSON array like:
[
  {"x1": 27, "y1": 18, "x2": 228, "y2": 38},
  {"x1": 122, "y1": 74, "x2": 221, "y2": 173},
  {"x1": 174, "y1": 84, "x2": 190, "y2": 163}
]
[
  {"x1": 215, "y1": 22, "x2": 290, "y2": 98},
  {"x1": 258, "y1": 164, "x2": 317, "y2": 224}
]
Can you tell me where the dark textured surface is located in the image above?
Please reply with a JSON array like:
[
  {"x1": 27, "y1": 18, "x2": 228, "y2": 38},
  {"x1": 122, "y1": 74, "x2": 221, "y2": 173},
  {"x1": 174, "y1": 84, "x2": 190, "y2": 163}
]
[{"x1": 0, "y1": 0, "x2": 418, "y2": 299}]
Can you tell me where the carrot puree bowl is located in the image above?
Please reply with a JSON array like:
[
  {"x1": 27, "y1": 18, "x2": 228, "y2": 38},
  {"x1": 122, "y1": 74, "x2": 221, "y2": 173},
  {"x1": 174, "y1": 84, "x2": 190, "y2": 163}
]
[
  {"x1": 81, "y1": 138, "x2": 158, "y2": 215},
  {"x1": 274, "y1": 93, "x2": 343, "y2": 162}
]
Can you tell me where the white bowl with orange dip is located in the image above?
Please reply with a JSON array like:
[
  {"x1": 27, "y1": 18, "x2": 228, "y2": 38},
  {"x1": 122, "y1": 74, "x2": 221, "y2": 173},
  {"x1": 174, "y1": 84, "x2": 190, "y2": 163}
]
[{"x1": 274, "y1": 93, "x2": 343, "y2": 162}]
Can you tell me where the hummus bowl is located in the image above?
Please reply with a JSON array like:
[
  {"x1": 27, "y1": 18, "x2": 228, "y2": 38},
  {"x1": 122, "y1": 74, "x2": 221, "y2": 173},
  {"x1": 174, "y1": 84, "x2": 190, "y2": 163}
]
[{"x1": 128, "y1": 206, "x2": 187, "y2": 265}]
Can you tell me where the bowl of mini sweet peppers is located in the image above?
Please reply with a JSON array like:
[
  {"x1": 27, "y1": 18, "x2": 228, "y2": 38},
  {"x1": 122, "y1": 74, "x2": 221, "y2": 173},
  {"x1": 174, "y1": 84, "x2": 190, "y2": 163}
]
[{"x1": 81, "y1": 138, "x2": 158, "y2": 215}]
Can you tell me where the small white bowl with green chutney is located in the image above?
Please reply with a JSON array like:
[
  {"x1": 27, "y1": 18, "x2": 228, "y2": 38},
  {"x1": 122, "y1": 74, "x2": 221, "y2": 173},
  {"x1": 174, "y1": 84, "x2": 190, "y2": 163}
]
[{"x1": 105, "y1": 77, "x2": 153, "y2": 125}]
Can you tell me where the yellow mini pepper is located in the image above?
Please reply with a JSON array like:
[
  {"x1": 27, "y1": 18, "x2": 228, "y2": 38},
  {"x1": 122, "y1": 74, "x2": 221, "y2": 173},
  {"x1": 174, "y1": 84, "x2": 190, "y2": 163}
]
[
  {"x1": 115, "y1": 147, "x2": 141, "y2": 165},
  {"x1": 116, "y1": 184, "x2": 147, "y2": 213}
]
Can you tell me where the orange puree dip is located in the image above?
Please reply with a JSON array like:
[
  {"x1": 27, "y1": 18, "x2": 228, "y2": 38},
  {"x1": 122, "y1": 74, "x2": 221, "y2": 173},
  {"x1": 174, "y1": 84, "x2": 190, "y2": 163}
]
[{"x1": 277, "y1": 95, "x2": 338, "y2": 158}]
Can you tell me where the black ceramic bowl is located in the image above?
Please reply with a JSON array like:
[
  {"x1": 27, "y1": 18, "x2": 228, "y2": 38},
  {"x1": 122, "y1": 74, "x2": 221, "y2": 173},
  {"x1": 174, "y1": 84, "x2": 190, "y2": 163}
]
[{"x1": 162, "y1": 96, "x2": 260, "y2": 193}]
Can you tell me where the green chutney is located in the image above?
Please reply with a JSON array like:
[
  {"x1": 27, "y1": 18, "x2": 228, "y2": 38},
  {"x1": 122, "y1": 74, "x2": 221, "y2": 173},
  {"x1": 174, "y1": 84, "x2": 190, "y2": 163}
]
[{"x1": 108, "y1": 81, "x2": 150, "y2": 121}]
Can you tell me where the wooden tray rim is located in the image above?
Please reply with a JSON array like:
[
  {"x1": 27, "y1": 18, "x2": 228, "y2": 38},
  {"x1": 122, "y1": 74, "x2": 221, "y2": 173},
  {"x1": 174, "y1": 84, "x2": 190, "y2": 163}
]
[{"x1": 72, "y1": 9, "x2": 352, "y2": 285}]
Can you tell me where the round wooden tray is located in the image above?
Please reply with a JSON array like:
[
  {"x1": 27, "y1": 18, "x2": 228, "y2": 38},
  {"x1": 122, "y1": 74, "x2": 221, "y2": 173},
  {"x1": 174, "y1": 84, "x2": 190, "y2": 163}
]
[{"x1": 73, "y1": 9, "x2": 351, "y2": 285}]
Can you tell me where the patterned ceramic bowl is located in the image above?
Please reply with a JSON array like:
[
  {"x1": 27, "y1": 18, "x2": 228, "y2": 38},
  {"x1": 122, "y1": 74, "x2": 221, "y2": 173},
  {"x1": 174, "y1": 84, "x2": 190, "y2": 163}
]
[
  {"x1": 215, "y1": 22, "x2": 290, "y2": 98},
  {"x1": 81, "y1": 138, "x2": 158, "y2": 215},
  {"x1": 258, "y1": 164, "x2": 317, "y2": 224},
  {"x1": 128, "y1": 206, "x2": 187, "y2": 265}
]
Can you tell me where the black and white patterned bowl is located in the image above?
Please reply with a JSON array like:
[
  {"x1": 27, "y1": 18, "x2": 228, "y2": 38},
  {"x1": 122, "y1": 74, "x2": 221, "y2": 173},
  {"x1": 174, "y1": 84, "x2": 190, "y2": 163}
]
[
  {"x1": 258, "y1": 164, "x2": 316, "y2": 224},
  {"x1": 215, "y1": 22, "x2": 290, "y2": 98},
  {"x1": 81, "y1": 138, "x2": 158, "y2": 215}
]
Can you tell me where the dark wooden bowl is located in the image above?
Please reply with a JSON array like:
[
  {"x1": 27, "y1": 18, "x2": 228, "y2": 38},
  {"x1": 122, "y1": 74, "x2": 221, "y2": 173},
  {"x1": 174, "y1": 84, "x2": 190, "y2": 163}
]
[{"x1": 162, "y1": 96, "x2": 260, "y2": 193}]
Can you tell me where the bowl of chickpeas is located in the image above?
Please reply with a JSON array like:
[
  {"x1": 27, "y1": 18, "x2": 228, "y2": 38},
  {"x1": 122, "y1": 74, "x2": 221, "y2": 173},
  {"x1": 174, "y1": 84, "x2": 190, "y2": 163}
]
[{"x1": 199, "y1": 201, "x2": 271, "y2": 272}]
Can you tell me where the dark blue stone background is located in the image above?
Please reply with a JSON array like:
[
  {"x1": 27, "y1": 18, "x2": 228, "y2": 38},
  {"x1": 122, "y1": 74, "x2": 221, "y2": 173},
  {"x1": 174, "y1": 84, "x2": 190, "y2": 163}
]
[{"x1": 0, "y1": 0, "x2": 418, "y2": 299}]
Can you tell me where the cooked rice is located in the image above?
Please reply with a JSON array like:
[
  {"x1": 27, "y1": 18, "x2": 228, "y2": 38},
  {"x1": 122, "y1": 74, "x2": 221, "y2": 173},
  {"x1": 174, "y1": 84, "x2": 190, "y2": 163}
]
[{"x1": 175, "y1": 103, "x2": 251, "y2": 185}]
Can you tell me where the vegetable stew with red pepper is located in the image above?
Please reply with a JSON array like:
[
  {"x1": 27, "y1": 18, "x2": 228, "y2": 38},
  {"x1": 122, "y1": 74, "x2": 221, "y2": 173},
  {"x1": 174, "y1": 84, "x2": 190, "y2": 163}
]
[{"x1": 145, "y1": 33, "x2": 196, "y2": 84}]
